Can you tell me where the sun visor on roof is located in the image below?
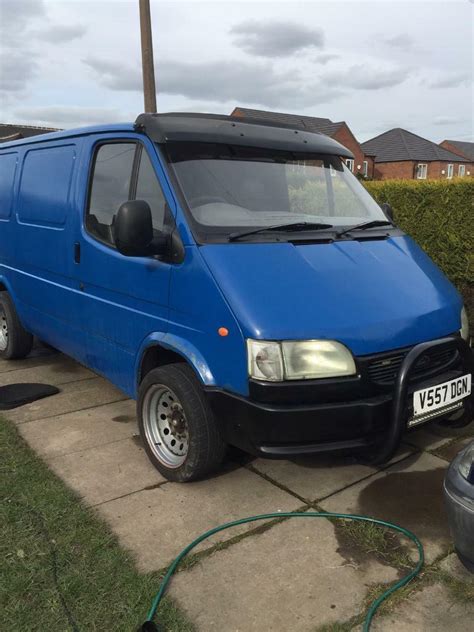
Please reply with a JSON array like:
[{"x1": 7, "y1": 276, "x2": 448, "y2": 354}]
[{"x1": 134, "y1": 113, "x2": 354, "y2": 158}]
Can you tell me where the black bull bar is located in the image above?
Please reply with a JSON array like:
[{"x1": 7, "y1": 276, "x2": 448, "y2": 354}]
[{"x1": 372, "y1": 335, "x2": 473, "y2": 464}]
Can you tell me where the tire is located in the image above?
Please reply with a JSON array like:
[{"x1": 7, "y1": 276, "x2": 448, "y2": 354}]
[
  {"x1": 0, "y1": 292, "x2": 34, "y2": 360},
  {"x1": 137, "y1": 363, "x2": 226, "y2": 482}
]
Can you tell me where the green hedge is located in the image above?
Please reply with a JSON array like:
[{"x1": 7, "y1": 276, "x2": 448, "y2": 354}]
[{"x1": 364, "y1": 179, "x2": 474, "y2": 285}]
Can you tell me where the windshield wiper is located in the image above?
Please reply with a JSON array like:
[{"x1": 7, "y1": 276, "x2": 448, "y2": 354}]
[
  {"x1": 228, "y1": 222, "x2": 334, "y2": 242},
  {"x1": 336, "y1": 220, "x2": 393, "y2": 238}
]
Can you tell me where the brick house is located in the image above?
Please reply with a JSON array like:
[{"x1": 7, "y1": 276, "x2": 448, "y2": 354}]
[
  {"x1": 361, "y1": 128, "x2": 468, "y2": 180},
  {"x1": 231, "y1": 107, "x2": 374, "y2": 178},
  {"x1": 438, "y1": 140, "x2": 474, "y2": 177},
  {"x1": 0, "y1": 123, "x2": 60, "y2": 143}
]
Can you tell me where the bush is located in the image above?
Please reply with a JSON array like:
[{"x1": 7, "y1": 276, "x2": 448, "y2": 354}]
[{"x1": 364, "y1": 179, "x2": 474, "y2": 285}]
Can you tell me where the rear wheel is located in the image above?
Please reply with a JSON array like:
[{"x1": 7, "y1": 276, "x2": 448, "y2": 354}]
[
  {"x1": 0, "y1": 292, "x2": 33, "y2": 360},
  {"x1": 137, "y1": 363, "x2": 226, "y2": 482}
]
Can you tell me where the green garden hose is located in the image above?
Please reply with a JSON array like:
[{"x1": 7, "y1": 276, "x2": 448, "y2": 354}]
[{"x1": 141, "y1": 511, "x2": 424, "y2": 632}]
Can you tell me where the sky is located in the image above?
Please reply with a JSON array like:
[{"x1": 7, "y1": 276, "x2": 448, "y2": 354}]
[{"x1": 1, "y1": 0, "x2": 473, "y2": 142}]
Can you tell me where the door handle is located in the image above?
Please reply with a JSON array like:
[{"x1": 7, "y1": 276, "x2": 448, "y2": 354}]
[{"x1": 74, "y1": 242, "x2": 81, "y2": 264}]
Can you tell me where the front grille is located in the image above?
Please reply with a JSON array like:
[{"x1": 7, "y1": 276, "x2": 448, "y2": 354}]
[{"x1": 367, "y1": 344, "x2": 459, "y2": 385}]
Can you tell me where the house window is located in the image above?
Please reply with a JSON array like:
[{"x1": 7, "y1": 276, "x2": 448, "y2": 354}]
[
  {"x1": 363, "y1": 160, "x2": 369, "y2": 177},
  {"x1": 458, "y1": 164, "x2": 465, "y2": 177},
  {"x1": 346, "y1": 158, "x2": 354, "y2": 172},
  {"x1": 447, "y1": 164, "x2": 454, "y2": 179},
  {"x1": 416, "y1": 163, "x2": 427, "y2": 179}
]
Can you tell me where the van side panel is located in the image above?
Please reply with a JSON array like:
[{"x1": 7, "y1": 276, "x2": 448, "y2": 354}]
[
  {"x1": 17, "y1": 145, "x2": 75, "y2": 227},
  {"x1": 0, "y1": 139, "x2": 88, "y2": 362}
]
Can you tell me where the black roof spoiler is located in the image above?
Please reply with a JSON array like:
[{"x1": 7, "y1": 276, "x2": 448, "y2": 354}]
[{"x1": 134, "y1": 112, "x2": 354, "y2": 158}]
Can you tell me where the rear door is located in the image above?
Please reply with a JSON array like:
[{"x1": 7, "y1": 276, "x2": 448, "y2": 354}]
[{"x1": 71, "y1": 135, "x2": 176, "y2": 394}]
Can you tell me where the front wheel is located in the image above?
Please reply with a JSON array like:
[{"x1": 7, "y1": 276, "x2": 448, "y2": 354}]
[{"x1": 137, "y1": 363, "x2": 226, "y2": 482}]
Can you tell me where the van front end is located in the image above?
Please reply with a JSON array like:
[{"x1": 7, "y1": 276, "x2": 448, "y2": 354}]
[{"x1": 207, "y1": 334, "x2": 473, "y2": 463}]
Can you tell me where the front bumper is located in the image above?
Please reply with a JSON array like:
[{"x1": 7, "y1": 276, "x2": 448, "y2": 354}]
[
  {"x1": 207, "y1": 336, "x2": 473, "y2": 462},
  {"x1": 444, "y1": 446, "x2": 474, "y2": 572}
]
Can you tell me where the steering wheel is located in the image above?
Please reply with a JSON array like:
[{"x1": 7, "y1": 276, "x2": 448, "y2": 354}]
[{"x1": 188, "y1": 195, "x2": 227, "y2": 207}]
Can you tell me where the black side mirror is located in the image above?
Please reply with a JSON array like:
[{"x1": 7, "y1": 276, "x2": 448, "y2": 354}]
[
  {"x1": 381, "y1": 202, "x2": 394, "y2": 222},
  {"x1": 114, "y1": 200, "x2": 169, "y2": 257}
]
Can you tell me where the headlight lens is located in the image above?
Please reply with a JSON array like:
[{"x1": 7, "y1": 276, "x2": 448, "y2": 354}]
[
  {"x1": 282, "y1": 340, "x2": 356, "y2": 379},
  {"x1": 458, "y1": 444, "x2": 474, "y2": 483},
  {"x1": 247, "y1": 339, "x2": 356, "y2": 381},
  {"x1": 460, "y1": 306, "x2": 469, "y2": 342}
]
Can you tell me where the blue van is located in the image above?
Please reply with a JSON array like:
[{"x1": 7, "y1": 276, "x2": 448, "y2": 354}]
[{"x1": 0, "y1": 113, "x2": 472, "y2": 481}]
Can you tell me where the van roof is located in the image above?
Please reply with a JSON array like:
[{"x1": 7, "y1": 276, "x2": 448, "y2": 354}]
[
  {"x1": 136, "y1": 113, "x2": 353, "y2": 158},
  {"x1": 0, "y1": 123, "x2": 136, "y2": 149},
  {"x1": 0, "y1": 113, "x2": 353, "y2": 158}
]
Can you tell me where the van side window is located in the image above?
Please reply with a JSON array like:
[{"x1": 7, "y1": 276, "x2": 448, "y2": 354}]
[
  {"x1": 135, "y1": 150, "x2": 168, "y2": 230},
  {"x1": 87, "y1": 143, "x2": 136, "y2": 244}
]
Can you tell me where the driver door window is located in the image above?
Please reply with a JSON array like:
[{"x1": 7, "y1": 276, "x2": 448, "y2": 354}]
[
  {"x1": 87, "y1": 142, "x2": 171, "y2": 246},
  {"x1": 135, "y1": 149, "x2": 169, "y2": 231},
  {"x1": 87, "y1": 142, "x2": 136, "y2": 245}
]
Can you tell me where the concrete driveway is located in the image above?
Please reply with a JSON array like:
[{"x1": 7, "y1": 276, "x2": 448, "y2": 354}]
[{"x1": 2, "y1": 345, "x2": 473, "y2": 631}]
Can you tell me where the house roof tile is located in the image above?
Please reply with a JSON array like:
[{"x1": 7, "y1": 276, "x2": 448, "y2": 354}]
[
  {"x1": 440, "y1": 140, "x2": 474, "y2": 161},
  {"x1": 361, "y1": 128, "x2": 464, "y2": 163},
  {"x1": 231, "y1": 107, "x2": 344, "y2": 138},
  {"x1": 0, "y1": 123, "x2": 60, "y2": 143}
]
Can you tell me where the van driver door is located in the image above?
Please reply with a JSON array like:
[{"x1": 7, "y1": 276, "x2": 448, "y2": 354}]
[{"x1": 71, "y1": 135, "x2": 176, "y2": 394}]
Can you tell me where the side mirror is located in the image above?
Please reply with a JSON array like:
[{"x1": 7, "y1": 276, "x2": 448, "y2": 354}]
[
  {"x1": 381, "y1": 202, "x2": 394, "y2": 222},
  {"x1": 114, "y1": 200, "x2": 168, "y2": 257}
]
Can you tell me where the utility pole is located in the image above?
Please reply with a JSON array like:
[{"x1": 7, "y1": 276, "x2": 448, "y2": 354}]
[{"x1": 139, "y1": 0, "x2": 157, "y2": 112}]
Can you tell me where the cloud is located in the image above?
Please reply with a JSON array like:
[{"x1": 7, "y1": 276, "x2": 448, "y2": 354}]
[
  {"x1": 0, "y1": 50, "x2": 39, "y2": 93},
  {"x1": 84, "y1": 56, "x2": 343, "y2": 109},
  {"x1": 230, "y1": 20, "x2": 324, "y2": 57},
  {"x1": 323, "y1": 63, "x2": 409, "y2": 90},
  {"x1": 383, "y1": 34, "x2": 415, "y2": 50},
  {"x1": 33, "y1": 23, "x2": 87, "y2": 43},
  {"x1": 0, "y1": 0, "x2": 85, "y2": 100},
  {"x1": 426, "y1": 73, "x2": 471, "y2": 88},
  {"x1": 314, "y1": 53, "x2": 339, "y2": 65},
  {"x1": 432, "y1": 115, "x2": 464, "y2": 126},
  {"x1": 13, "y1": 105, "x2": 130, "y2": 128},
  {"x1": 0, "y1": 0, "x2": 46, "y2": 45}
]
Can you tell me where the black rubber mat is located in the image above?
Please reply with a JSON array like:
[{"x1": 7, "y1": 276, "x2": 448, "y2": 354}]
[{"x1": 0, "y1": 383, "x2": 60, "y2": 410}]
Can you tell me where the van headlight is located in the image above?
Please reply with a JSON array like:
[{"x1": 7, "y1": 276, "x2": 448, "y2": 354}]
[
  {"x1": 247, "y1": 339, "x2": 356, "y2": 381},
  {"x1": 460, "y1": 306, "x2": 469, "y2": 342}
]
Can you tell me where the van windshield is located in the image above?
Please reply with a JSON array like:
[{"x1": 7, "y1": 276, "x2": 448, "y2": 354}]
[{"x1": 165, "y1": 142, "x2": 387, "y2": 241}]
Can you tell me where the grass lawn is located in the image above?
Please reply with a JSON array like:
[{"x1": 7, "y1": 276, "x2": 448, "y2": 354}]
[{"x1": 0, "y1": 416, "x2": 193, "y2": 632}]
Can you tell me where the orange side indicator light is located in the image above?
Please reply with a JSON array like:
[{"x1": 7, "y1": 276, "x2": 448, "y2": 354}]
[{"x1": 218, "y1": 327, "x2": 229, "y2": 337}]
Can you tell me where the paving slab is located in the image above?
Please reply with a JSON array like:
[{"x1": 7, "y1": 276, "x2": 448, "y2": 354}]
[
  {"x1": 405, "y1": 423, "x2": 471, "y2": 451},
  {"x1": 0, "y1": 355, "x2": 94, "y2": 386},
  {"x1": 432, "y1": 435, "x2": 473, "y2": 463},
  {"x1": 17, "y1": 399, "x2": 137, "y2": 458},
  {"x1": 170, "y1": 515, "x2": 399, "y2": 631},
  {"x1": 97, "y1": 466, "x2": 303, "y2": 571},
  {"x1": 49, "y1": 437, "x2": 164, "y2": 505},
  {"x1": 370, "y1": 582, "x2": 474, "y2": 631},
  {"x1": 0, "y1": 347, "x2": 59, "y2": 373},
  {"x1": 320, "y1": 452, "x2": 451, "y2": 563},
  {"x1": 249, "y1": 455, "x2": 377, "y2": 503},
  {"x1": 6, "y1": 376, "x2": 127, "y2": 424},
  {"x1": 439, "y1": 552, "x2": 474, "y2": 583},
  {"x1": 245, "y1": 444, "x2": 417, "y2": 505}
]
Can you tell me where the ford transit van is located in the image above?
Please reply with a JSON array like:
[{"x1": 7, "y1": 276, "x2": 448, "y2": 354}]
[{"x1": 0, "y1": 113, "x2": 472, "y2": 481}]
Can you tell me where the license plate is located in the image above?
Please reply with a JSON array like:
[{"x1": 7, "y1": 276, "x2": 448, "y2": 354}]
[{"x1": 413, "y1": 374, "x2": 471, "y2": 417}]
